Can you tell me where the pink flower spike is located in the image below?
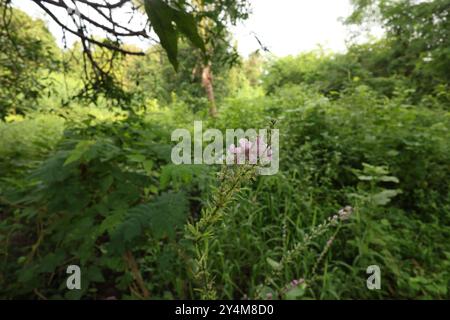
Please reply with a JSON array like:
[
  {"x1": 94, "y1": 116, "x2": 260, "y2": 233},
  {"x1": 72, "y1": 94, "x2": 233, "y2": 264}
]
[
  {"x1": 229, "y1": 144, "x2": 242, "y2": 154},
  {"x1": 239, "y1": 138, "x2": 251, "y2": 151},
  {"x1": 256, "y1": 135, "x2": 264, "y2": 147},
  {"x1": 249, "y1": 149, "x2": 258, "y2": 164}
]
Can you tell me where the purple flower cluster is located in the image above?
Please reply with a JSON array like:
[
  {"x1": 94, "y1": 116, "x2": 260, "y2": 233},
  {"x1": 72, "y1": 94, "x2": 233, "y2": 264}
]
[{"x1": 227, "y1": 136, "x2": 272, "y2": 164}]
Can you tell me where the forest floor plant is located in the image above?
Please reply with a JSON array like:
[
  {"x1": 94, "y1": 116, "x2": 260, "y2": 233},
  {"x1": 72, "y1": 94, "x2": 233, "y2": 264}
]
[
  {"x1": 183, "y1": 121, "x2": 356, "y2": 300},
  {"x1": 185, "y1": 123, "x2": 276, "y2": 299},
  {"x1": 258, "y1": 206, "x2": 354, "y2": 300}
]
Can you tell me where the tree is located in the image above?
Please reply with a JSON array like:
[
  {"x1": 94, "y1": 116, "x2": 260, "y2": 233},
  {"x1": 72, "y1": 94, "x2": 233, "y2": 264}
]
[
  {"x1": 143, "y1": 0, "x2": 250, "y2": 117},
  {"x1": 0, "y1": 2, "x2": 59, "y2": 117},
  {"x1": 346, "y1": 0, "x2": 450, "y2": 103},
  {"x1": 20, "y1": 0, "x2": 250, "y2": 115}
]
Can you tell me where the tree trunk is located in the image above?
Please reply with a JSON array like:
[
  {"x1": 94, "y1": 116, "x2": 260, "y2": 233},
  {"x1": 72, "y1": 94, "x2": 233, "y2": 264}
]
[{"x1": 201, "y1": 63, "x2": 217, "y2": 117}]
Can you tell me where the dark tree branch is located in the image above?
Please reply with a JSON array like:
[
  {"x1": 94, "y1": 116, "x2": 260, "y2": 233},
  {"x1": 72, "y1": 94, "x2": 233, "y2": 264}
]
[
  {"x1": 24, "y1": 0, "x2": 153, "y2": 104},
  {"x1": 39, "y1": 0, "x2": 148, "y2": 38},
  {"x1": 30, "y1": 0, "x2": 147, "y2": 55},
  {"x1": 74, "y1": 0, "x2": 128, "y2": 9}
]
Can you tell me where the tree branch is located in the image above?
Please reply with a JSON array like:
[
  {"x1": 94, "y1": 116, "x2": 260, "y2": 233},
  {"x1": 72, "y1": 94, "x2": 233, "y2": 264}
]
[{"x1": 31, "y1": 0, "x2": 145, "y2": 55}]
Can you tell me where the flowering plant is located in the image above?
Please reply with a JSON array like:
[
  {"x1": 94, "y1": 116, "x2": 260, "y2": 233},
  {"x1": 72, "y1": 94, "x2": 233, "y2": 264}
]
[{"x1": 227, "y1": 136, "x2": 273, "y2": 165}]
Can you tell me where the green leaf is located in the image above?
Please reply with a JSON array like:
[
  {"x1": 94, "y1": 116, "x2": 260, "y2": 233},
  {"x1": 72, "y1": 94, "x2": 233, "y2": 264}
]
[
  {"x1": 372, "y1": 189, "x2": 402, "y2": 206},
  {"x1": 99, "y1": 209, "x2": 126, "y2": 235},
  {"x1": 160, "y1": 164, "x2": 207, "y2": 190},
  {"x1": 379, "y1": 176, "x2": 400, "y2": 183},
  {"x1": 257, "y1": 286, "x2": 276, "y2": 299},
  {"x1": 39, "y1": 251, "x2": 66, "y2": 273},
  {"x1": 172, "y1": 9, "x2": 205, "y2": 53},
  {"x1": 147, "y1": 192, "x2": 188, "y2": 238},
  {"x1": 122, "y1": 219, "x2": 142, "y2": 243},
  {"x1": 144, "y1": 0, "x2": 205, "y2": 70},
  {"x1": 87, "y1": 266, "x2": 105, "y2": 283},
  {"x1": 143, "y1": 160, "x2": 154, "y2": 175},
  {"x1": 285, "y1": 285, "x2": 306, "y2": 300},
  {"x1": 386, "y1": 150, "x2": 399, "y2": 157},
  {"x1": 65, "y1": 289, "x2": 84, "y2": 300},
  {"x1": 149, "y1": 185, "x2": 159, "y2": 194},
  {"x1": 144, "y1": 0, "x2": 179, "y2": 70},
  {"x1": 266, "y1": 257, "x2": 281, "y2": 270},
  {"x1": 127, "y1": 154, "x2": 146, "y2": 162},
  {"x1": 99, "y1": 175, "x2": 114, "y2": 193},
  {"x1": 64, "y1": 140, "x2": 95, "y2": 166},
  {"x1": 110, "y1": 192, "x2": 188, "y2": 253}
]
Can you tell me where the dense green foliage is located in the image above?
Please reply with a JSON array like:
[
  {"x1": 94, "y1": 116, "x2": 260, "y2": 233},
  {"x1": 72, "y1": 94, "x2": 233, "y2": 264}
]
[
  {"x1": 0, "y1": 2, "x2": 449, "y2": 299},
  {"x1": 0, "y1": 5, "x2": 59, "y2": 117},
  {"x1": 346, "y1": 0, "x2": 450, "y2": 104}
]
